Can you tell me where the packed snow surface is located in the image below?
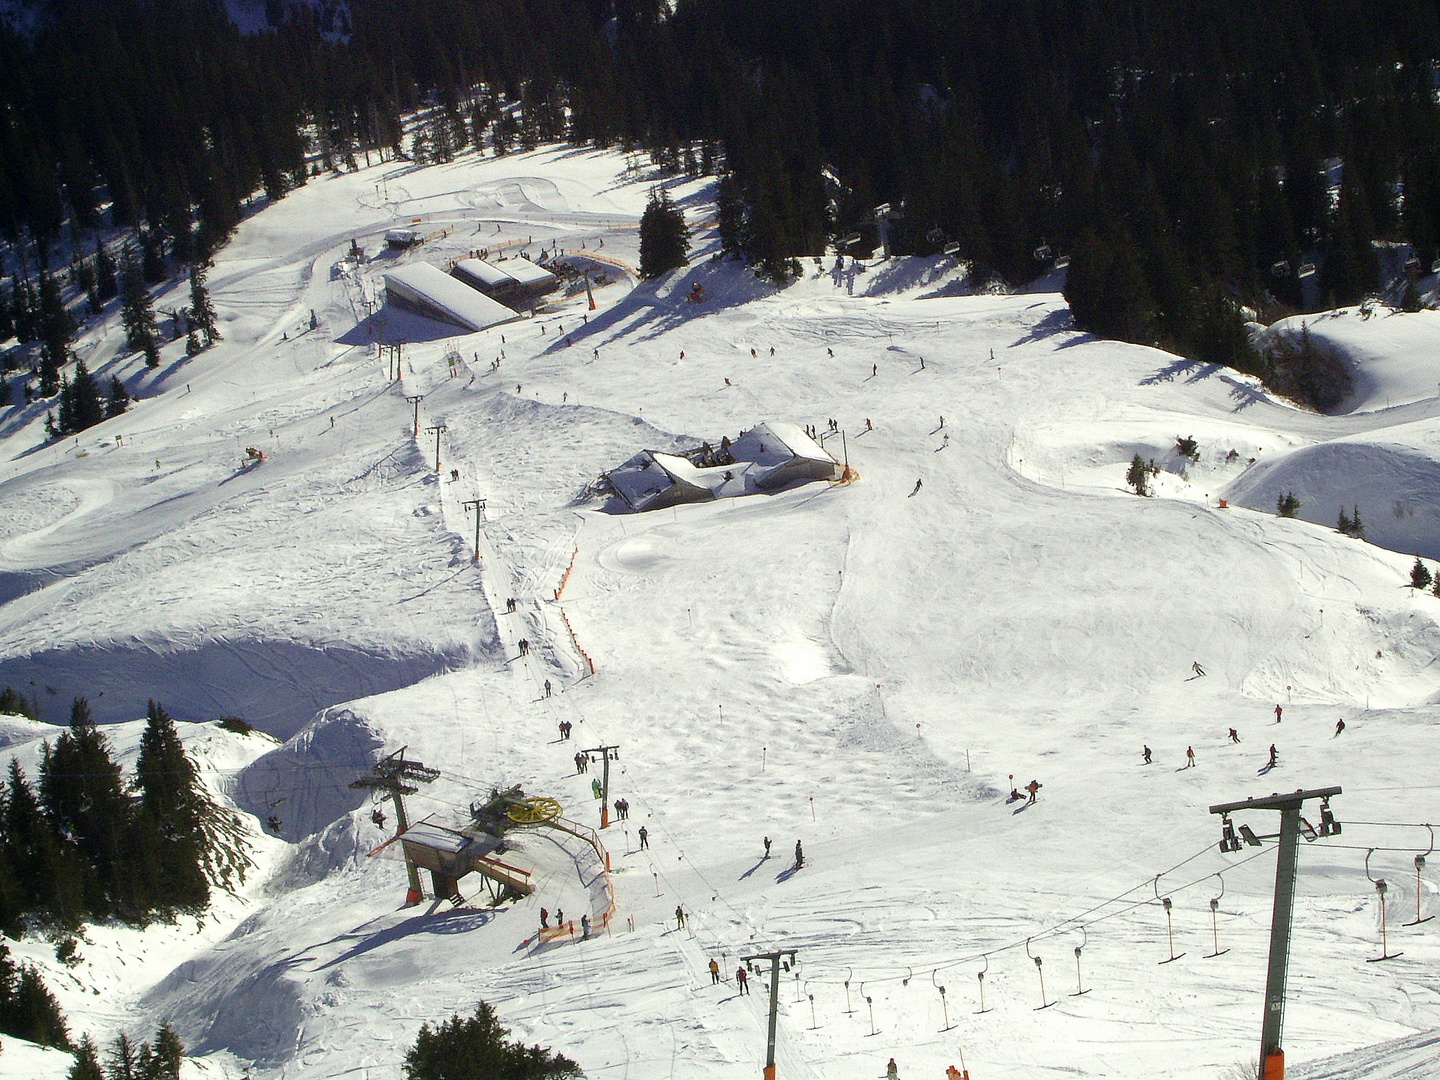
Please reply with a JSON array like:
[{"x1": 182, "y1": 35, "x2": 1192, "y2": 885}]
[{"x1": 2, "y1": 146, "x2": 1440, "y2": 1080}]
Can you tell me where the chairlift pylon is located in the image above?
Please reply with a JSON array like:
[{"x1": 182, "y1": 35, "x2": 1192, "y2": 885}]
[{"x1": 1404, "y1": 826, "x2": 1434, "y2": 927}]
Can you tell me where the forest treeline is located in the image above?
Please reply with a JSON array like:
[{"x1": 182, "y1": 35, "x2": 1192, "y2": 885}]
[
  {"x1": 1, "y1": 0, "x2": 1439, "y2": 404},
  {"x1": 0, "y1": 698, "x2": 252, "y2": 936}
]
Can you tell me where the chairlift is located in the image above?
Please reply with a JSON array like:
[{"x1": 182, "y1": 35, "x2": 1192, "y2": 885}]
[
  {"x1": 1299, "y1": 816, "x2": 1319, "y2": 842},
  {"x1": 1365, "y1": 848, "x2": 1403, "y2": 962},
  {"x1": 1026, "y1": 938, "x2": 1054, "y2": 1010},
  {"x1": 1053, "y1": 255, "x2": 1070, "y2": 270},
  {"x1": 926, "y1": 227, "x2": 946, "y2": 245},
  {"x1": 1270, "y1": 260, "x2": 1290, "y2": 278},
  {"x1": 1155, "y1": 876, "x2": 1186, "y2": 964},
  {"x1": 1404, "y1": 825, "x2": 1434, "y2": 926},
  {"x1": 1205, "y1": 875, "x2": 1230, "y2": 958},
  {"x1": 1432, "y1": 258, "x2": 1440, "y2": 275},
  {"x1": 1071, "y1": 925, "x2": 1090, "y2": 996},
  {"x1": 1238, "y1": 823, "x2": 1263, "y2": 847},
  {"x1": 1033, "y1": 244, "x2": 1054, "y2": 262},
  {"x1": 943, "y1": 242, "x2": 963, "y2": 257},
  {"x1": 1297, "y1": 262, "x2": 1317, "y2": 279}
]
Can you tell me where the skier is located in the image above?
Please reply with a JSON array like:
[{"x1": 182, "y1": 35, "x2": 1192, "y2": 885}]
[
  {"x1": 540, "y1": 907, "x2": 550, "y2": 928},
  {"x1": 581, "y1": 914, "x2": 590, "y2": 939},
  {"x1": 827, "y1": 348, "x2": 834, "y2": 358},
  {"x1": 763, "y1": 836, "x2": 772, "y2": 859},
  {"x1": 519, "y1": 638, "x2": 530, "y2": 656},
  {"x1": 886, "y1": 1059, "x2": 899, "y2": 1079},
  {"x1": 371, "y1": 807, "x2": 386, "y2": 828},
  {"x1": 1268, "y1": 744, "x2": 1278, "y2": 767},
  {"x1": 1334, "y1": 718, "x2": 1345, "y2": 737},
  {"x1": 544, "y1": 679, "x2": 553, "y2": 698},
  {"x1": 1185, "y1": 746, "x2": 1196, "y2": 768},
  {"x1": 751, "y1": 348, "x2": 757, "y2": 357},
  {"x1": 1008, "y1": 775, "x2": 1023, "y2": 800},
  {"x1": 1192, "y1": 660, "x2": 1206, "y2": 677},
  {"x1": 1229, "y1": 728, "x2": 1240, "y2": 743},
  {"x1": 872, "y1": 363, "x2": 877, "y2": 377},
  {"x1": 910, "y1": 479, "x2": 923, "y2": 496},
  {"x1": 736, "y1": 966, "x2": 750, "y2": 994},
  {"x1": 592, "y1": 778, "x2": 602, "y2": 799},
  {"x1": 575, "y1": 752, "x2": 585, "y2": 774},
  {"x1": 676, "y1": 905, "x2": 687, "y2": 929},
  {"x1": 556, "y1": 907, "x2": 564, "y2": 927},
  {"x1": 1274, "y1": 704, "x2": 1283, "y2": 723},
  {"x1": 1026, "y1": 779, "x2": 1040, "y2": 804},
  {"x1": 709, "y1": 958, "x2": 721, "y2": 983},
  {"x1": 866, "y1": 418, "x2": 873, "y2": 430},
  {"x1": 1142, "y1": 745, "x2": 1152, "y2": 764},
  {"x1": 638, "y1": 825, "x2": 649, "y2": 849},
  {"x1": 794, "y1": 840, "x2": 804, "y2": 868},
  {"x1": 614, "y1": 799, "x2": 624, "y2": 821}
]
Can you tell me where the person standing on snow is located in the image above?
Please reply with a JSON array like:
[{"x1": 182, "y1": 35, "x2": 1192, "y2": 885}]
[
  {"x1": 1026, "y1": 779, "x2": 1040, "y2": 804},
  {"x1": 763, "y1": 836, "x2": 771, "y2": 859},
  {"x1": 736, "y1": 966, "x2": 750, "y2": 994},
  {"x1": 1268, "y1": 744, "x2": 1278, "y2": 767},
  {"x1": 1185, "y1": 746, "x2": 1196, "y2": 768},
  {"x1": 1229, "y1": 728, "x2": 1240, "y2": 743},
  {"x1": 1275, "y1": 704, "x2": 1283, "y2": 723},
  {"x1": 1142, "y1": 746, "x2": 1152, "y2": 764},
  {"x1": 886, "y1": 1058, "x2": 899, "y2": 1079},
  {"x1": 794, "y1": 840, "x2": 804, "y2": 868},
  {"x1": 676, "y1": 905, "x2": 687, "y2": 930},
  {"x1": 540, "y1": 907, "x2": 550, "y2": 928},
  {"x1": 709, "y1": 958, "x2": 720, "y2": 984}
]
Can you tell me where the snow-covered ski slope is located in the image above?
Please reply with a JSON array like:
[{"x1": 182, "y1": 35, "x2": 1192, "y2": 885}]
[{"x1": 2, "y1": 146, "x2": 1440, "y2": 1079}]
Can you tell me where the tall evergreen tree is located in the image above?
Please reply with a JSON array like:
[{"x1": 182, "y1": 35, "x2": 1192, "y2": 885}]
[
  {"x1": 188, "y1": 266, "x2": 218, "y2": 347},
  {"x1": 66, "y1": 1035, "x2": 106, "y2": 1080},
  {"x1": 638, "y1": 188, "x2": 691, "y2": 279},
  {"x1": 37, "y1": 272, "x2": 74, "y2": 396},
  {"x1": 106, "y1": 375, "x2": 131, "y2": 419},
  {"x1": 119, "y1": 253, "x2": 160, "y2": 367}
]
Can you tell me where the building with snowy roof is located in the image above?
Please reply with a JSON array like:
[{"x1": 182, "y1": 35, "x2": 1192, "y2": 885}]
[
  {"x1": 607, "y1": 422, "x2": 843, "y2": 512},
  {"x1": 383, "y1": 263, "x2": 524, "y2": 332},
  {"x1": 452, "y1": 255, "x2": 560, "y2": 310}
]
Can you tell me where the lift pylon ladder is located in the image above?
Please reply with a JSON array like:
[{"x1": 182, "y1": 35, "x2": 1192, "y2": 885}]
[{"x1": 1210, "y1": 785, "x2": 1341, "y2": 1080}]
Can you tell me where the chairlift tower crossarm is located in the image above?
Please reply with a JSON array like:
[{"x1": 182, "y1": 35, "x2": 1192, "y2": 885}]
[
  {"x1": 350, "y1": 746, "x2": 442, "y2": 901},
  {"x1": 741, "y1": 949, "x2": 798, "y2": 1080},
  {"x1": 1210, "y1": 786, "x2": 1341, "y2": 1080}
]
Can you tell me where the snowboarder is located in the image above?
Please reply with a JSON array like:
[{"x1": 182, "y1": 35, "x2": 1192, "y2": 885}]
[
  {"x1": 763, "y1": 836, "x2": 771, "y2": 858},
  {"x1": 1192, "y1": 660, "x2": 1206, "y2": 676},
  {"x1": 1334, "y1": 718, "x2": 1345, "y2": 737},
  {"x1": 1229, "y1": 728, "x2": 1240, "y2": 743},
  {"x1": 1185, "y1": 746, "x2": 1196, "y2": 768},
  {"x1": 1026, "y1": 779, "x2": 1040, "y2": 804},
  {"x1": 709, "y1": 958, "x2": 721, "y2": 983},
  {"x1": 795, "y1": 840, "x2": 805, "y2": 868},
  {"x1": 540, "y1": 907, "x2": 550, "y2": 928},
  {"x1": 1142, "y1": 745, "x2": 1152, "y2": 764},
  {"x1": 638, "y1": 825, "x2": 649, "y2": 849},
  {"x1": 1268, "y1": 743, "x2": 1278, "y2": 767},
  {"x1": 737, "y1": 966, "x2": 750, "y2": 994},
  {"x1": 1275, "y1": 704, "x2": 1283, "y2": 723}
]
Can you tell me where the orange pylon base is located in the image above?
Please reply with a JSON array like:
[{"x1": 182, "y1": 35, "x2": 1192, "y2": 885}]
[
  {"x1": 1263, "y1": 1050, "x2": 1284, "y2": 1080},
  {"x1": 763, "y1": 1066, "x2": 776, "y2": 1080},
  {"x1": 405, "y1": 887, "x2": 422, "y2": 906}
]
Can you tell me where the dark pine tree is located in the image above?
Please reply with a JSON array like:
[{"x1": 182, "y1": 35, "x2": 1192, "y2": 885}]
[
  {"x1": 107, "y1": 375, "x2": 131, "y2": 418},
  {"x1": 0, "y1": 944, "x2": 70, "y2": 1050},
  {"x1": 404, "y1": 1001, "x2": 582, "y2": 1080},
  {"x1": 188, "y1": 266, "x2": 219, "y2": 346},
  {"x1": 638, "y1": 188, "x2": 690, "y2": 279},
  {"x1": 119, "y1": 253, "x2": 160, "y2": 367},
  {"x1": 67, "y1": 1035, "x2": 106, "y2": 1080}
]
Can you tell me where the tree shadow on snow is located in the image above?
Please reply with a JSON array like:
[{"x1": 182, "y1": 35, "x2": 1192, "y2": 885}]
[{"x1": 1010, "y1": 308, "x2": 1082, "y2": 348}]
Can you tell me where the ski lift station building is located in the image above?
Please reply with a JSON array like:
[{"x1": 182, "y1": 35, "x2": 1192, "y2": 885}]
[
  {"x1": 609, "y1": 422, "x2": 843, "y2": 512},
  {"x1": 382, "y1": 263, "x2": 525, "y2": 332},
  {"x1": 451, "y1": 255, "x2": 560, "y2": 309}
]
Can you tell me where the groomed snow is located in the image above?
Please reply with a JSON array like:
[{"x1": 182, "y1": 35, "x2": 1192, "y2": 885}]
[{"x1": 1, "y1": 144, "x2": 1439, "y2": 1080}]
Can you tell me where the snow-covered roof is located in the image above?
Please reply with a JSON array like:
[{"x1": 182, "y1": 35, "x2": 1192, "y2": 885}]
[
  {"x1": 454, "y1": 258, "x2": 514, "y2": 288},
  {"x1": 731, "y1": 421, "x2": 833, "y2": 467},
  {"x1": 384, "y1": 263, "x2": 523, "y2": 332},
  {"x1": 400, "y1": 821, "x2": 472, "y2": 854},
  {"x1": 500, "y1": 256, "x2": 557, "y2": 287}
]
